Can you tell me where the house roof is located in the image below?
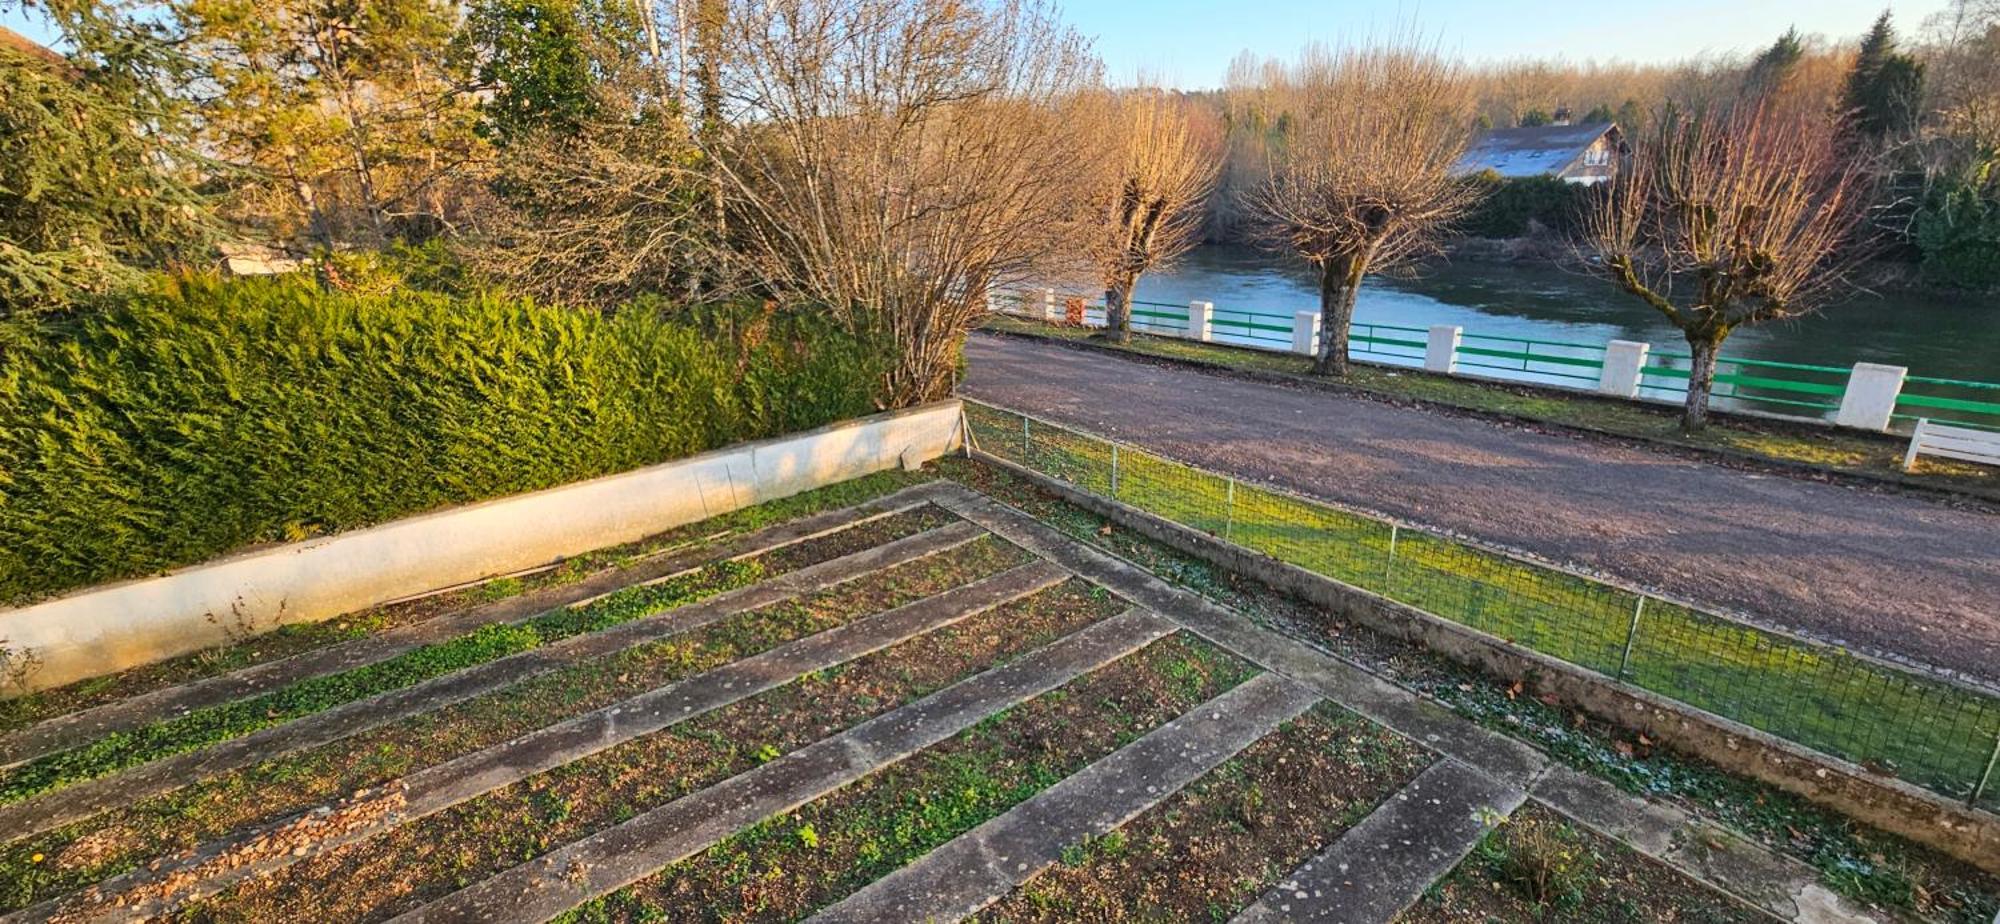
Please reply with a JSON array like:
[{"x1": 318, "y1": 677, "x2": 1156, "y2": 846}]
[{"x1": 1455, "y1": 121, "x2": 1616, "y2": 178}]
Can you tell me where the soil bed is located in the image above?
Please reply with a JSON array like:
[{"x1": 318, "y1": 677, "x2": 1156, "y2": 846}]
[
  {"x1": 0, "y1": 532, "x2": 1020, "y2": 913},
  {"x1": 1399, "y1": 804, "x2": 1767, "y2": 924},
  {"x1": 976, "y1": 703, "x2": 1431, "y2": 922},
  {"x1": 178, "y1": 579, "x2": 1124, "y2": 922},
  {"x1": 556, "y1": 633, "x2": 1257, "y2": 924},
  {"x1": 0, "y1": 471, "x2": 932, "y2": 735}
]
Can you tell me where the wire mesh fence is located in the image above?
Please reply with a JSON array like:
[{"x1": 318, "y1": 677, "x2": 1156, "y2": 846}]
[{"x1": 962, "y1": 398, "x2": 2000, "y2": 811}]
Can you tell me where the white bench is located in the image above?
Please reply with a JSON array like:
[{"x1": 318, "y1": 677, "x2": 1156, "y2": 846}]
[{"x1": 1904, "y1": 419, "x2": 2000, "y2": 471}]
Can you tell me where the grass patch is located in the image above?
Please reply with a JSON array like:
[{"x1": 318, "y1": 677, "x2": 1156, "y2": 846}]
[
  {"x1": 1405, "y1": 805, "x2": 1765, "y2": 923},
  {"x1": 980, "y1": 317, "x2": 1998, "y2": 498},
  {"x1": 557, "y1": 634, "x2": 1258, "y2": 923},
  {"x1": 0, "y1": 469, "x2": 936, "y2": 737},
  {"x1": 978, "y1": 703, "x2": 1430, "y2": 922},
  {"x1": 0, "y1": 533, "x2": 1028, "y2": 914},
  {"x1": 962, "y1": 400, "x2": 2000, "y2": 809},
  {"x1": 938, "y1": 458, "x2": 2000, "y2": 923}
]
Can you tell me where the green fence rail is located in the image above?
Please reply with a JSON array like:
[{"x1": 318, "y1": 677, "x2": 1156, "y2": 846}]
[
  {"x1": 962, "y1": 398, "x2": 2000, "y2": 811},
  {"x1": 990, "y1": 289, "x2": 2000, "y2": 433}
]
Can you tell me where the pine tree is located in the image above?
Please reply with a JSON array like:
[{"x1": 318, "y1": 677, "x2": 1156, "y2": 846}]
[
  {"x1": 1744, "y1": 27, "x2": 1803, "y2": 98},
  {"x1": 1841, "y1": 11, "x2": 1925, "y2": 140}
]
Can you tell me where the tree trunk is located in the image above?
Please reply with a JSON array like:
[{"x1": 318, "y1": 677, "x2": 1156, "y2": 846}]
[
  {"x1": 1104, "y1": 282, "x2": 1134, "y2": 343},
  {"x1": 1682, "y1": 332, "x2": 1723, "y2": 432},
  {"x1": 1312, "y1": 253, "x2": 1366, "y2": 376}
]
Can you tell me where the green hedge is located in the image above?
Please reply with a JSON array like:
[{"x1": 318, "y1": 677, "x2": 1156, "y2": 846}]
[
  {"x1": 1460, "y1": 173, "x2": 1595, "y2": 240},
  {"x1": 0, "y1": 274, "x2": 887, "y2": 602}
]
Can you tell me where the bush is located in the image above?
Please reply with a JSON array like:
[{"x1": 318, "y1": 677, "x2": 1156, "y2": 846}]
[
  {"x1": 1459, "y1": 173, "x2": 1595, "y2": 240},
  {"x1": 0, "y1": 274, "x2": 887, "y2": 602},
  {"x1": 1913, "y1": 162, "x2": 2000, "y2": 292}
]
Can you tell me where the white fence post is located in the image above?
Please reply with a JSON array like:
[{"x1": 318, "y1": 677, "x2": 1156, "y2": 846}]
[
  {"x1": 1599, "y1": 340, "x2": 1651, "y2": 398},
  {"x1": 1425, "y1": 325, "x2": 1462, "y2": 374},
  {"x1": 1188, "y1": 301, "x2": 1213, "y2": 342},
  {"x1": 1835, "y1": 362, "x2": 1907, "y2": 431},
  {"x1": 1040, "y1": 288, "x2": 1058, "y2": 322},
  {"x1": 1292, "y1": 311, "x2": 1321, "y2": 356}
]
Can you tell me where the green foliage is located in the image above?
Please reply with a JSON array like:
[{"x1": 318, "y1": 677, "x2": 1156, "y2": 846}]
[
  {"x1": 0, "y1": 22, "x2": 212, "y2": 316},
  {"x1": 1459, "y1": 173, "x2": 1594, "y2": 239},
  {"x1": 0, "y1": 274, "x2": 887, "y2": 602},
  {"x1": 1914, "y1": 159, "x2": 2000, "y2": 291},
  {"x1": 1841, "y1": 12, "x2": 1925, "y2": 140},
  {"x1": 1582, "y1": 103, "x2": 1615, "y2": 123},
  {"x1": 1517, "y1": 108, "x2": 1550, "y2": 127},
  {"x1": 456, "y1": 0, "x2": 617, "y2": 145},
  {"x1": 1744, "y1": 27, "x2": 1804, "y2": 97},
  {"x1": 0, "y1": 558, "x2": 762, "y2": 804},
  {"x1": 1476, "y1": 818, "x2": 1597, "y2": 913}
]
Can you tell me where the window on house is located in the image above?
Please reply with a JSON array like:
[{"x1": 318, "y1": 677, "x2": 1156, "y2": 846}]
[{"x1": 1584, "y1": 147, "x2": 1610, "y2": 166}]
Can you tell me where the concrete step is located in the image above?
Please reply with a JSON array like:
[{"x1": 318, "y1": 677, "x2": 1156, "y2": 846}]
[
  {"x1": 1230, "y1": 760, "x2": 1526, "y2": 924},
  {"x1": 807, "y1": 672, "x2": 1320, "y2": 924},
  {"x1": 0, "y1": 520, "x2": 986, "y2": 845},
  {"x1": 27, "y1": 560, "x2": 1070, "y2": 923},
  {"x1": 386, "y1": 609, "x2": 1180, "y2": 924},
  {"x1": 0, "y1": 487, "x2": 938, "y2": 771}
]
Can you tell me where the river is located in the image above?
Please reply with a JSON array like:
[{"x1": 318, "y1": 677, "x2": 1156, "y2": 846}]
[{"x1": 1133, "y1": 246, "x2": 2000, "y2": 385}]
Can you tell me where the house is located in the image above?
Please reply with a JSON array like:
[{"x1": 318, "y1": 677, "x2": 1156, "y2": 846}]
[{"x1": 1455, "y1": 110, "x2": 1625, "y2": 186}]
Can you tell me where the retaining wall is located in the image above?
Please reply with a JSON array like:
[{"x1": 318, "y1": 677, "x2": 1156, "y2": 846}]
[{"x1": 0, "y1": 401, "x2": 965, "y2": 695}]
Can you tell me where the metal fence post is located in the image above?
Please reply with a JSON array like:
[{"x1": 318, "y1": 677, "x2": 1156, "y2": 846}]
[
  {"x1": 1021, "y1": 414, "x2": 1030, "y2": 460},
  {"x1": 1110, "y1": 443, "x2": 1121, "y2": 498},
  {"x1": 1224, "y1": 477, "x2": 1236, "y2": 541},
  {"x1": 1382, "y1": 524, "x2": 1400, "y2": 590},
  {"x1": 1972, "y1": 729, "x2": 2000, "y2": 807},
  {"x1": 1617, "y1": 596, "x2": 1648, "y2": 681}
]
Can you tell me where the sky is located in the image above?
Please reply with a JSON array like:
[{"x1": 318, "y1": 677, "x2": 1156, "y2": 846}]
[{"x1": 1, "y1": 0, "x2": 1957, "y2": 87}]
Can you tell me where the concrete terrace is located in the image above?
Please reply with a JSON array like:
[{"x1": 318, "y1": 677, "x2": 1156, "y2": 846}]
[{"x1": 0, "y1": 478, "x2": 1917, "y2": 923}]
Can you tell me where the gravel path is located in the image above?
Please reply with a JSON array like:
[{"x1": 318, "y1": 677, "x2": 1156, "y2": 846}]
[{"x1": 964, "y1": 333, "x2": 2000, "y2": 684}]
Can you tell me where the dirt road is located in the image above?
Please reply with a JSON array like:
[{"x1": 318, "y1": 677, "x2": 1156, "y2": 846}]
[{"x1": 964, "y1": 333, "x2": 2000, "y2": 684}]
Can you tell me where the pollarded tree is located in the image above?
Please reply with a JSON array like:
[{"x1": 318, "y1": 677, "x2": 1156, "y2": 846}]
[
  {"x1": 1582, "y1": 102, "x2": 1872, "y2": 432},
  {"x1": 1246, "y1": 41, "x2": 1480, "y2": 377},
  {"x1": 1094, "y1": 91, "x2": 1220, "y2": 344}
]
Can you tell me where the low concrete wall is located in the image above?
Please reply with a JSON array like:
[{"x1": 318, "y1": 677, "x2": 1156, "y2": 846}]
[
  {"x1": 0, "y1": 401, "x2": 965, "y2": 695},
  {"x1": 975, "y1": 452, "x2": 2000, "y2": 875}
]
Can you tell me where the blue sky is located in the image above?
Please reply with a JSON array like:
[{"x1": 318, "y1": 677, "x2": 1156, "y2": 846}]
[{"x1": 3, "y1": 0, "x2": 1954, "y2": 88}]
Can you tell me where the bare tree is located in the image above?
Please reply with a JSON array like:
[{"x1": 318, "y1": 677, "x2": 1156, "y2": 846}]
[
  {"x1": 1582, "y1": 102, "x2": 1872, "y2": 432},
  {"x1": 1246, "y1": 41, "x2": 1480, "y2": 377},
  {"x1": 710, "y1": 0, "x2": 1105, "y2": 406},
  {"x1": 1092, "y1": 90, "x2": 1220, "y2": 343}
]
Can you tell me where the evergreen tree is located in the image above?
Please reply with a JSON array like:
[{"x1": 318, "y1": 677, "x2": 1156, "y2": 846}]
[
  {"x1": 1841, "y1": 12, "x2": 1925, "y2": 140},
  {"x1": 1744, "y1": 27, "x2": 1804, "y2": 98}
]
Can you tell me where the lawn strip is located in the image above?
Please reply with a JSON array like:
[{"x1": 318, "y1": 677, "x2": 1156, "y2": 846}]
[
  {"x1": 0, "y1": 493, "x2": 947, "y2": 773},
  {"x1": 0, "y1": 521, "x2": 987, "y2": 847},
  {"x1": 1399, "y1": 804, "x2": 1771, "y2": 924},
  {"x1": 971, "y1": 703, "x2": 1432, "y2": 924},
  {"x1": 925, "y1": 482, "x2": 1548, "y2": 783},
  {"x1": 174, "y1": 577, "x2": 1126, "y2": 924},
  {"x1": 1231, "y1": 759, "x2": 1526, "y2": 924},
  {"x1": 815, "y1": 673, "x2": 1321, "y2": 924},
  {"x1": 379, "y1": 609, "x2": 1182, "y2": 924},
  {"x1": 0, "y1": 532, "x2": 1022, "y2": 912},
  {"x1": 556, "y1": 631, "x2": 1260, "y2": 924},
  {"x1": 43, "y1": 561, "x2": 1071, "y2": 922},
  {"x1": 938, "y1": 461, "x2": 2000, "y2": 922},
  {"x1": 0, "y1": 472, "x2": 940, "y2": 739}
]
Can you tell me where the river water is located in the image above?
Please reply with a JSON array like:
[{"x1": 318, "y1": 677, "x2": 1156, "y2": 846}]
[{"x1": 1133, "y1": 246, "x2": 2000, "y2": 385}]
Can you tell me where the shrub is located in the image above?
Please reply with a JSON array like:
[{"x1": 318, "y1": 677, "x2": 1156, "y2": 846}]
[
  {"x1": 1459, "y1": 173, "x2": 1595, "y2": 240},
  {"x1": 1913, "y1": 161, "x2": 2000, "y2": 292},
  {"x1": 0, "y1": 274, "x2": 887, "y2": 602}
]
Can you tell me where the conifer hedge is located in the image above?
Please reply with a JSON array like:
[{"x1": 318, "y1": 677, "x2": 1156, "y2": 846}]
[{"x1": 0, "y1": 274, "x2": 887, "y2": 603}]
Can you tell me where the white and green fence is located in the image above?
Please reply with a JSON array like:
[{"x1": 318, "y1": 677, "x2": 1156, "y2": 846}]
[{"x1": 994, "y1": 289, "x2": 2000, "y2": 435}]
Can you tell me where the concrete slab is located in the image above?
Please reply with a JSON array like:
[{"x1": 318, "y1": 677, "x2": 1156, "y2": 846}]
[
  {"x1": 808, "y1": 672, "x2": 1320, "y2": 923},
  {"x1": 386, "y1": 609, "x2": 1180, "y2": 924},
  {"x1": 1230, "y1": 760, "x2": 1527, "y2": 924},
  {"x1": 0, "y1": 521, "x2": 986, "y2": 845},
  {"x1": 0, "y1": 488, "x2": 940, "y2": 771}
]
